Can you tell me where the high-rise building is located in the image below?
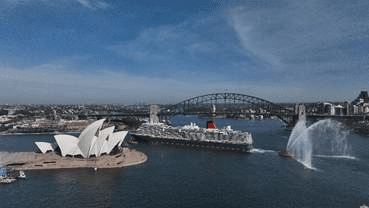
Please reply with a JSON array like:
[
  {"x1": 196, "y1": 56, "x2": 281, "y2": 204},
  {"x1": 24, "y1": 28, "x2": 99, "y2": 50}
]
[{"x1": 352, "y1": 91, "x2": 369, "y2": 105}]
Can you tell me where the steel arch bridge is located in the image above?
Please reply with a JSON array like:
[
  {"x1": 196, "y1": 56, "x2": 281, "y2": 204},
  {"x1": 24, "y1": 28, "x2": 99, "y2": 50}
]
[{"x1": 168, "y1": 93, "x2": 291, "y2": 115}]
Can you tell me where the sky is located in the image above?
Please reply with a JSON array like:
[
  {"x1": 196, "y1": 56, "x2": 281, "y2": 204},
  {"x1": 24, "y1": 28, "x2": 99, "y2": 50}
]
[{"x1": 0, "y1": 0, "x2": 368, "y2": 105}]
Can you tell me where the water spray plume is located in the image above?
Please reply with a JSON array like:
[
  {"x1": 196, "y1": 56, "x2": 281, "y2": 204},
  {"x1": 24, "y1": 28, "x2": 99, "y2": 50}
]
[{"x1": 284, "y1": 119, "x2": 351, "y2": 170}]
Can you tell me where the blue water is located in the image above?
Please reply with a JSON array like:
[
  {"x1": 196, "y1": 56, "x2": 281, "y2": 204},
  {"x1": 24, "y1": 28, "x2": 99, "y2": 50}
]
[{"x1": 1, "y1": 116, "x2": 369, "y2": 207}]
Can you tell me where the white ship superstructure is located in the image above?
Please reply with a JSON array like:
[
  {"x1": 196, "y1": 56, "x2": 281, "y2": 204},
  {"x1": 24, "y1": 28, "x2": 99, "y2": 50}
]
[{"x1": 132, "y1": 122, "x2": 253, "y2": 151}]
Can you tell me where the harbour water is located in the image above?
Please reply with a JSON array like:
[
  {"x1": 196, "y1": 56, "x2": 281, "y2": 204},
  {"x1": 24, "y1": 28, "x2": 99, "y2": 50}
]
[{"x1": 1, "y1": 116, "x2": 369, "y2": 207}]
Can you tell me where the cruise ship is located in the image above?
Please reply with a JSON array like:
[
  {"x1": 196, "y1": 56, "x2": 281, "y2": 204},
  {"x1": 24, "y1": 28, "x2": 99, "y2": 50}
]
[{"x1": 131, "y1": 120, "x2": 253, "y2": 151}]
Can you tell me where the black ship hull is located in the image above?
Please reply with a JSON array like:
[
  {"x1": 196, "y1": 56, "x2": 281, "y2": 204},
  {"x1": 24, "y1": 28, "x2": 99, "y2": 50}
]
[{"x1": 131, "y1": 134, "x2": 252, "y2": 152}]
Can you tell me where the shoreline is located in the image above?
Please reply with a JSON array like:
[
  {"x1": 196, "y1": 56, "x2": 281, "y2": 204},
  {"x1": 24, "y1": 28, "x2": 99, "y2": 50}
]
[
  {"x1": 0, "y1": 131, "x2": 82, "y2": 136},
  {"x1": 5, "y1": 148, "x2": 147, "y2": 171}
]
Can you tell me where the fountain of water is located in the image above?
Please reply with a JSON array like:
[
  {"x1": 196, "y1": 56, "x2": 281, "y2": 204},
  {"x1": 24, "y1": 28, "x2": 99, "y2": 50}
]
[
  {"x1": 285, "y1": 119, "x2": 313, "y2": 168},
  {"x1": 285, "y1": 119, "x2": 351, "y2": 169}
]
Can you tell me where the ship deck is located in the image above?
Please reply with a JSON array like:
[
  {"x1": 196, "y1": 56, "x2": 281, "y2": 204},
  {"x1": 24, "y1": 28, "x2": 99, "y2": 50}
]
[{"x1": 131, "y1": 124, "x2": 253, "y2": 152}]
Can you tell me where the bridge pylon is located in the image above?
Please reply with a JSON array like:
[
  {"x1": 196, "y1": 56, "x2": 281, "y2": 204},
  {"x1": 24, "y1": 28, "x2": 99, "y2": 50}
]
[
  {"x1": 298, "y1": 104, "x2": 306, "y2": 120},
  {"x1": 149, "y1": 104, "x2": 160, "y2": 124}
]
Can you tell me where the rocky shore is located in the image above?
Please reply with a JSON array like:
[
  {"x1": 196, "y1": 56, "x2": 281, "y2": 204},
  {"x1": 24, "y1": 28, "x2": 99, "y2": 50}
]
[{"x1": 5, "y1": 148, "x2": 147, "y2": 170}]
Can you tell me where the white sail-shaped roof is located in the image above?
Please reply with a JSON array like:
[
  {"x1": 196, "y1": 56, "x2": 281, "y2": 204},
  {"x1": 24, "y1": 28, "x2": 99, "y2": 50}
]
[
  {"x1": 35, "y1": 142, "x2": 54, "y2": 154},
  {"x1": 89, "y1": 136, "x2": 99, "y2": 157},
  {"x1": 54, "y1": 135, "x2": 82, "y2": 157},
  {"x1": 99, "y1": 135, "x2": 113, "y2": 155},
  {"x1": 100, "y1": 131, "x2": 128, "y2": 155},
  {"x1": 117, "y1": 131, "x2": 128, "y2": 147},
  {"x1": 78, "y1": 119, "x2": 106, "y2": 158},
  {"x1": 87, "y1": 136, "x2": 98, "y2": 157},
  {"x1": 90, "y1": 126, "x2": 115, "y2": 157}
]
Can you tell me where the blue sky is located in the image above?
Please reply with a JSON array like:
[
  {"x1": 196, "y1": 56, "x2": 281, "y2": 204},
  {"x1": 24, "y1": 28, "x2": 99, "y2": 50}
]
[{"x1": 0, "y1": 0, "x2": 368, "y2": 104}]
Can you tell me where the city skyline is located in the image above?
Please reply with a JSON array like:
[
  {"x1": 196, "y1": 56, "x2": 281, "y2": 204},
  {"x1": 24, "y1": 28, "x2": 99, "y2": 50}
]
[{"x1": 0, "y1": 0, "x2": 368, "y2": 104}]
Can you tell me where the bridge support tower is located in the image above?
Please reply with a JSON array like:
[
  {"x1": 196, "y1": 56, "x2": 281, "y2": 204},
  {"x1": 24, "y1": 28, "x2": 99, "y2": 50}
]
[
  {"x1": 149, "y1": 104, "x2": 160, "y2": 124},
  {"x1": 298, "y1": 104, "x2": 306, "y2": 120}
]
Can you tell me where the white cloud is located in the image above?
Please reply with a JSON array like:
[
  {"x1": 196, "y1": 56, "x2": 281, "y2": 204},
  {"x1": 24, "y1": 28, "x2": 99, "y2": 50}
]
[
  {"x1": 106, "y1": 24, "x2": 193, "y2": 63},
  {"x1": 76, "y1": 0, "x2": 92, "y2": 9},
  {"x1": 185, "y1": 42, "x2": 217, "y2": 59},
  {"x1": 227, "y1": 0, "x2": 369, "y2": 75},
  {"x1": 76, "y1": 0, "x2": 110, "y2": 10},
  {"x1": 2, "y1": 0, "x2": 110, "y2": 10},
  {"x1": 106, "y1": 19, "x2": 244, "y2": 73},
  {"x1": 229, "y1": 13, "x2": 283, "y2": 69},
  {"x1": 96, "y1": 1, "x2": 109, "y2": 9},
  {"x1": 0, "y1": 61, "x2": 312, "y2": 104}
]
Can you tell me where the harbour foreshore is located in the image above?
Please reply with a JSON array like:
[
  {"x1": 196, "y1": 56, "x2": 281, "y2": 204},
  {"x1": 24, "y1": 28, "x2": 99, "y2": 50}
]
[{"x1": 5, "y1": 148, "x2": 147, "y2": 170}]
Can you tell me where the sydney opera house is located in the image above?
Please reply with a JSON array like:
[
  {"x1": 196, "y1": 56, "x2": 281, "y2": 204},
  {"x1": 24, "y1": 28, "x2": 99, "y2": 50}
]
[{"x1": 34, "y1": 119, "x2": 128, "y2": 158}]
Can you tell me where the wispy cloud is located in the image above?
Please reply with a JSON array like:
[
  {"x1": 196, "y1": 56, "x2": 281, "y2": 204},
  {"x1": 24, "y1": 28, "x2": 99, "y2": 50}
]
[
  {"x1": 227, "y1": 0, "x2": 369, "y2": 77},
  {"x1": 95, "y1": 1, "x2": 110, "y2": 9},
  {"x1": 106, "y1": 18, "x2": 263, "y2": 83},
  {"x1": 107, "y1": 24, "x2": 188, "y2": 63},
  {"x1": 76, "y1": 0, "x2": 110, "y2": 10},
  {"x1": 76, "y1": 0, "x2": 92, "y2": 9},
  {"x1": 2, "y1": 0, "x2": 111, "y2": 10}
]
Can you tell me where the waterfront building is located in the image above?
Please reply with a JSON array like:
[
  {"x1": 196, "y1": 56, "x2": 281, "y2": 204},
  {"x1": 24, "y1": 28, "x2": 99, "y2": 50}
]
[
  {"x1": 355, "y1": 102, "x2": 369, "y2": 115},
  {"x1": 323, "y1": 103, "x2": 335, "y2": 115},
  {"x1": 350, "y1": 98, "x2": 369, "y2": 115},
  {"x1": 353, "y1": 105, "x2": 359, "y2": 115},
  {"x1": 364, "y1": 103, "x2": 369, "y2": 114},
  {"x1": 321, "y1": 102, "x2": 351, "y2": 116},
  {"x1": 335, "y1": 105, "x2": 344, "y2": 116},
  {"x1": 344, "y1": 102, "x2": 350, "y2": 115},
  {"x1": 352, "y1": 91, "x2": 369, "y2": 105},
  {"x1": 35, "y1": 119, "x2": 128, "y2": 158}
]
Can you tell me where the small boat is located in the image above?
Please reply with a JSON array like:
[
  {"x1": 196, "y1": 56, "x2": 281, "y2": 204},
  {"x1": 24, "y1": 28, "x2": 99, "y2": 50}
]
[
  {"x1": 278, "y1": 149, "x2": 294, "y2": 159},
  {"x1": 17, "y1": 171, "x2": 26, "y2": 179},
  {"x1": 0, "y1": 178, "x2": 16, "y2": 184}
]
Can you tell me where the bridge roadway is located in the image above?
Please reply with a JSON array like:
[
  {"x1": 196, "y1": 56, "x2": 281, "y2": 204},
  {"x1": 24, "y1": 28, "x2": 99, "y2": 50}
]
[
  {"x1": 89, "y1": 113, "x2": 366, "y2": 118},
  {"x1": 86, "y1": 112, "x2": 369, "y2": 133},
  {"x1": 306, "y1": 114, "x2": 369, "y2": 124},
  {"x1": 307, "y1": 114, "x2": 368, "y2": 119},
  {"x1": 86, "y1": 111, "x2": 297, "y2": 126},
  {"x1": 85, "y1": 110, "x2": 369, "y2": 127}
]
